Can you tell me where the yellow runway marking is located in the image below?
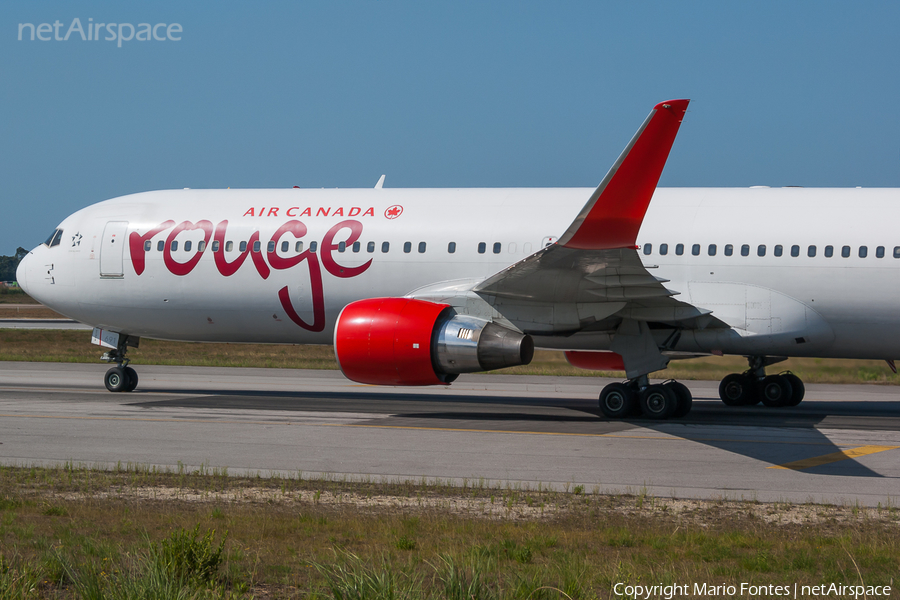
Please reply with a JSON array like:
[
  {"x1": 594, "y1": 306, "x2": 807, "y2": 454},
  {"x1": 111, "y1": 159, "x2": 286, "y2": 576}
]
[
  {"x1": 0, "y1": 413, "x2": 846, "y2": 446},
  {"x1": 767, "y1": 445, "x2": 900, "y2": 471}
]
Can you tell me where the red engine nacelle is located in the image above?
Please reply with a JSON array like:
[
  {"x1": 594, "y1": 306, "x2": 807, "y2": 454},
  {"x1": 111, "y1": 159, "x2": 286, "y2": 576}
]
[
  {"x1": 334, "y1": 298, "x2": 451, "y2": 386},
  {"x1": 334, "y1": 297, "x2": 534, "y2": 386}
]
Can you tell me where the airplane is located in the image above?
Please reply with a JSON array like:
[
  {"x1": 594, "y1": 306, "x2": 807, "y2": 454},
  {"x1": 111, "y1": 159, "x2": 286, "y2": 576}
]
[{"x1": 15, "y1": 99, "x2": 900, "y2": 420}]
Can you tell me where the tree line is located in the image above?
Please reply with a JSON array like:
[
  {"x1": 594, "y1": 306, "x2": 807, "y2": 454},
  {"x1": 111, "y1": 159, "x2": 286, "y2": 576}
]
[{"x1": 0, "y1": 248, "x2": 28, "y2": 282}]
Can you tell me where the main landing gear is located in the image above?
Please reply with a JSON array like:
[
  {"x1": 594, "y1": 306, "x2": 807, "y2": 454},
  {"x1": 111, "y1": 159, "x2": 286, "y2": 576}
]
[
  {"x1": 599, "y1": 376, "x2": 692, "y2": 420},
  {"x1": 718, "y1": 356, "x2": 804, "y2": 408},
  {"x1": 100, "y1": 340, "x2": 138, "y2": 393}
]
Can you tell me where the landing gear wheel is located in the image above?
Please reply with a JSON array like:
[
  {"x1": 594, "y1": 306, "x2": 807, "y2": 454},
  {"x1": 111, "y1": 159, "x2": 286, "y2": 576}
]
[
  {"x1": 639, "y1": 384, "x2": 677, "y2": 420},
  {"x1": 665, "y1": 381, "x2": 693, "y2": 418},
  {"x1": 599, "y1": 382, "x2": 637, "y2": 419},
  {"x1": 719, "y1": 373, "x2": 757, "y2": 406},
  {"x1": 781, "y1": 372, "x2": 805, "y2": 406},
  {"x1": 123, "y1": 367, "x2": 138, "y2": 392},
  {"x1": 760, "y1": 374, "x2": 793, "y2": 407},
  {"x1": 104, "y1": 367, "x2": 128, "y2": 393}
]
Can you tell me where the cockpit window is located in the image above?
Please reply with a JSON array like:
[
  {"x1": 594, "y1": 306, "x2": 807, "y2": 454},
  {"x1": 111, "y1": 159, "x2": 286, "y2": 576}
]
[{"x1": 44, "y1": 228, "x2": 63, "y2": 247}]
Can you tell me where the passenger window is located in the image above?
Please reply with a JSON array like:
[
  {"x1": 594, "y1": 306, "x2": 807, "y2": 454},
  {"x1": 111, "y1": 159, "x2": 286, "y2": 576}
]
[
  {"x1": 171, "y1": 241, "x2": 178, "y2": 252},
  {"x1": 144, "y1": 240, "x2": 152, "y2": 252},
  {"x1": 493, "y1": 242, "x2": 501, "y2": 254},
  {"x1": 757, "y1": 245, "x2": 766, "y2": 257},
  {"x1": 774, "y1": 245, "x2": 783, "y2": 257},
  {"x1": 198, "y1": 241, "x2": 205, "y2": 252},
  {"x1": 267, "y1": 241, "x2": 275, "y2": 253},
  {"x1": 478, "y1": 242, "x2": 486, "y2": 254},
  {"x1": 184, "y1": 241, "x2": 192, "y2": 252},
  {"x1": 808, "y1": 245, "x2": 816, "y2": 257},
  {"x1": 353, "y1": 241, "x2": 360, "y2": 253},
  {"x1": 239, "y1": 241, "x2": 247, "y2": 252},
  {"x1": 281, "y1": 241, "x2": 289, "y2": 253},
  {"x1": 877, "y1": 246, "x2": 885, "y2": 258},
  {"x1": 724, "y1": 244, "x2": 733, "y2": 256},
  {"x1": 691, "y1": 244, "x2": 700, "y2": 256},
  {"x1": 708, "y1": 244, "x2": 716, "y2": 256},
  {"x1": 381, "y1": 242, "x2": 389, "y2": 253},
  {"x1": 740, "y1": 244, "x2": 749, "y2": 257},
  {"x1": 338, "y1": 241, "x2": 346, "y2": 252},
  {"x1": 296, "y1": 241, "x2": 304, "y2": 252},
  {"x1": 403, "y1": 242, "x2": 411, "y2": 253},
  {"x1": 158, "y1": 240, "x2": 165, "y2": 251},
  {"x1": 824, "y1": 245, "x2": 833, "y2": 258},
  {"x1": 842, "y1": 245, "x2": 851, "y2": 258},
  {"x1": 659, "y1": 243, "x2": 668, "y2": 256},
  {"x1": 310, "y1": 241, "x2": 318, "y2": 253},
  {"x1": 675, "y1": 243, "x2": 684, "y2": 256},
  {"x1": 226, "y1": 241, "x2": 234, "y2": 252},
  {"x1": 367, "y1": 241, "x2": 375, "y2": 253},
  {"x1": 894, "y1": 246, "x2": 900, "y2": 259},
  {"x1": 448, "y1": 242, "x2": 456, "y2": 254},
  {"x1": 859, "y1": 246, "x2": 867, "y2": 258},
  {"x1": 790, "y1": 245, "x2": 800, "y2": 257},
  {"x1": 212, "y1": 241, "x2": 220, "y2": 252},
  {"x1": 418, "y1": 242, "x2": 426, "y2": 253},
  {"x1": 253, "y1": 241, "x2": 261, "y2": 253},
  {"x1": 643, "y1": 243, "x2": 652, "y2": 255}
]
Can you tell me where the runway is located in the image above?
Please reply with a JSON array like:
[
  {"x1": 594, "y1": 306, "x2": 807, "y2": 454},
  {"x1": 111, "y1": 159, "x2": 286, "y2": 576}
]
[
  {"x1": 1, "y1": 361, "x2": 899, "y2": 505},
  {"x1": 0, "y1": 319, "x2": 91, "y2": 330}
]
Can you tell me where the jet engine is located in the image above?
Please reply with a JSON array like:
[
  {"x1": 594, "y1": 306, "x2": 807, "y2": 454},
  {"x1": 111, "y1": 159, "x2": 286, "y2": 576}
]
[{"x1": 334, "y1": 298, "x2": 534, "y2": 385}]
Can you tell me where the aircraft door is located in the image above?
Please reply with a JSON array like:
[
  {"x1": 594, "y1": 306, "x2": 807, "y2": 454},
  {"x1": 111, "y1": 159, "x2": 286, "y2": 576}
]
[{"x1": 100, "y1": 221, "x2": 129, "y2": 278}]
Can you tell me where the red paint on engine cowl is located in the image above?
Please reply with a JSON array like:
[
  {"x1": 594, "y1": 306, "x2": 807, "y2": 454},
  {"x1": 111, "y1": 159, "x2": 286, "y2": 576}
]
[
  {"x1": 334, "y1": 298, "x2": 451, "y2": 386},
  {"x1": 565, "y1": 351, "x2": 625, "y2": 371}
]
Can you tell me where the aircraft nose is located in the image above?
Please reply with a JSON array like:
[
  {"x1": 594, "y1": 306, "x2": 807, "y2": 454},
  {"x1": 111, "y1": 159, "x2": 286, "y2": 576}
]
[{"x1": 16, "y1": 252, "x2": 31, "y2": 295}]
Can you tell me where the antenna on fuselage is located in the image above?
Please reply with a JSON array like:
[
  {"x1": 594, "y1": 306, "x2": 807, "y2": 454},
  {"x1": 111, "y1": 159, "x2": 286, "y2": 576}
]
[{"x1": 374, "y1": 174, "x2": 385, "y2": 189}]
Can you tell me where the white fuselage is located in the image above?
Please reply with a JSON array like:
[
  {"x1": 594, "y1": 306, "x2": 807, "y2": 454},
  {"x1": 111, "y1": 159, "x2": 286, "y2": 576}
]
[{"x1": 17, "y1": 186, "x2": 900, "y2": 361}]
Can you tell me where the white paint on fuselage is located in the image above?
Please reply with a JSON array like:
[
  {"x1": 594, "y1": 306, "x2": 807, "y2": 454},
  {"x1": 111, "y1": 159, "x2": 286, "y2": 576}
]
[{"x1": 18, "y1": 186, "x2": 900, "y2": 361}]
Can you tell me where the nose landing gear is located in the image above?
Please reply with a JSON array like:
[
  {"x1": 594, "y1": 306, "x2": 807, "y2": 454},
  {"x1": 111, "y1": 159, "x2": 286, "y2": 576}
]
[
  {"x1": 104, "y1": 364, "x2": 138, "y2": 393},
  {"x1": 96, "y1": 330, "x2": 140, "y2": 393}
]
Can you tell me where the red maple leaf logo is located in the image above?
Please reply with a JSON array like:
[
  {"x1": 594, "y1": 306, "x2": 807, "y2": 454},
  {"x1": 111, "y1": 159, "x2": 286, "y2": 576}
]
[{"x1": 384, "y1": 205, "x2": 403, "y2": 219}]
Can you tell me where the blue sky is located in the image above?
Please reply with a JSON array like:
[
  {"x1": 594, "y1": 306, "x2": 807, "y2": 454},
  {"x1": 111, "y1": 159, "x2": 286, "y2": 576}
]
[{"x1": 2, "y1": 1, "x2": 898, "y2": 255}]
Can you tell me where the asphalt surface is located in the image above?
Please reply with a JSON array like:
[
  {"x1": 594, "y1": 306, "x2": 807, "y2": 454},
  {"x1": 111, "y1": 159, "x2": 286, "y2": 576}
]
[
  {"x1": 0, "y1": 318, "x2": 90, "y2": 330},
  {"x1": 1, "y1": 362, "x2": 899, "y2": 505}
]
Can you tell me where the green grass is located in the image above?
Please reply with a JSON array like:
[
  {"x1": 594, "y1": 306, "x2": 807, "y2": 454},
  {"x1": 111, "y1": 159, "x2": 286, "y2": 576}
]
[
  {"x1": 0, "y1": 330, "x2": 339, "y2": 370},
  {"x1": 0, "y1": 287, "x2": 33, "y2": 303},
  {"x1": 0, "y1": 464, "x2": 898, "y2": 598},
  {"x1": 3, "y1": 329, "x2": 900, "y2": 384}
]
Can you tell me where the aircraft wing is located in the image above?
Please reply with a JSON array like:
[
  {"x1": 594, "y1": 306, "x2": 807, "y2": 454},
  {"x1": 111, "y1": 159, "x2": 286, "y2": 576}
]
[{"x1": 474, "y1": 100, "x2": 728, "y2": 376}]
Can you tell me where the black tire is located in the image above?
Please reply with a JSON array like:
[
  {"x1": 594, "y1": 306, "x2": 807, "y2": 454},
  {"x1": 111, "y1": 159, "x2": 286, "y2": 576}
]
[
  {"x1": 781, "y1": 372, "x2": 805, "y2": 406},
  {"x1": 719, "y1": 373, "x2": 756, "y2": 406},
  {"x1": 760, "y1": 375, "x2": 793, "y2": 407},
  {"x1": 666, "y1": 381, "x2": 693, "y2": 418},
  {"x1": 104, "y1": 367, "x2": 128, "y2": 393},
  {"x1": 599, "y1": 382, "x2": 637, "y2": 419},
  {"x1": 123, "y1": 367, "x2": 138, "y2": 392},
  {"x1": 639, "y1": 384, "x2": 677, "y2": 420}
]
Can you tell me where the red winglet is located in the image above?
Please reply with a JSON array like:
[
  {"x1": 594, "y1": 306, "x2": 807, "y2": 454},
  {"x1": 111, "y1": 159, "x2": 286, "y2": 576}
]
[{"x1": 559, "y1": 99, "x2": 689, "y2": 250}]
